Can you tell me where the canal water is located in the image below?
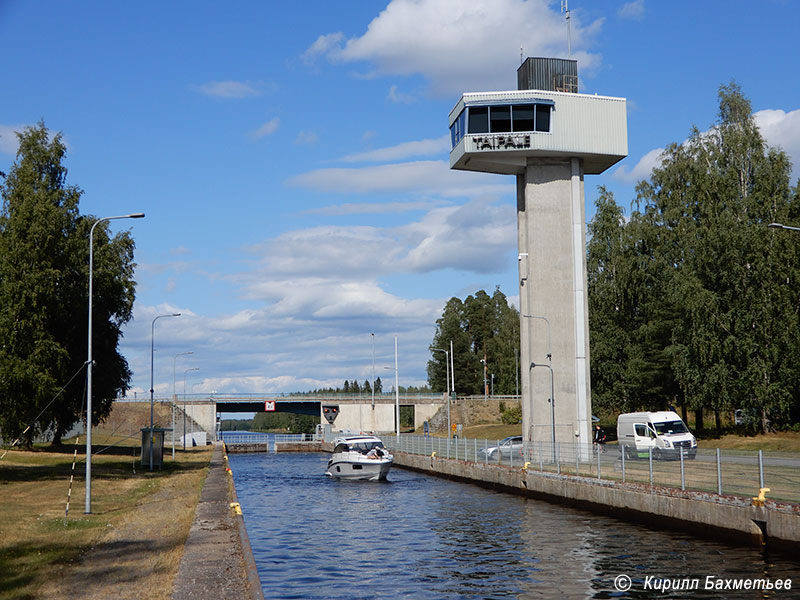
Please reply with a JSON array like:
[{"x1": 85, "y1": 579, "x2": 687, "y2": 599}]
[{"x1": 228, "y1": 451, "x2": 799, "y2": 599}]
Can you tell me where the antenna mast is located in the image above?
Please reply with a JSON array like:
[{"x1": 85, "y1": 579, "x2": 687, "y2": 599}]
[{"x1": 561, "y1": 0, "x2": 572, "y2": 58}]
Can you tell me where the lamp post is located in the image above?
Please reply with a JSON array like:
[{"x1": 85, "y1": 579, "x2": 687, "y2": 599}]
[
  {"x1": 150, "y1": 312, "x2": 181, "y2": 471},
  {"x1": 371, "y1": 333, "x2": 376, "y2": 410},
  {"x1": 530, "y1": 361, "x2": 556, "y2": 461},
  {"x1": 172, "y1": 352, "x2": 193, "y2": 459},
  {"x1": 523, "y1": 314, "x2": 552, "y2": 361},
  {"x1": 523, "y1": 314, "x2": 553, "y2": 447},
  {"x1": 480, "y1": 358, "x2": 487, "y2": 400},
  {"x1": 431, "y1": 347, "x2": 450, "y2": 437},
  {"x1": 768, "y1": 222, "x2": 800, "y2": 232},
  {"x1": 85, "y1": 212, "x2": 144, "y2": 514},
  {"x1": 383, "y1": 335, "x2": 400, "y2": 440},
  {"x1": 184, "y1": 367, "x2": 200, "y2": 448}
]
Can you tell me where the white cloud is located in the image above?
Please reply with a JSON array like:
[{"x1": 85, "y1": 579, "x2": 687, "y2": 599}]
[
  {"x1": 244, "y1": 197, "x2": 515, "y2": 283},
  {"x1": 304, "y1": 200, "x2": 445, "y2": 216},
  {"x1": 339, "y1": 135, "x2": 450, "y2": 163},
  {"x1": 302, "y1": 31, "x2": 345, "y2": 64},
  {"x1": 0, "y1": 124, "x2": 25, "y2": 155},
  {"x1": 611, "y1": 147, "x2": 664, "y2": 184},
  {"x1": 388, "y1": 84, "x2": 417, "y2": 104},
  {"x1": 305, "y1": 0, "x2": 604, "y2": 96},
  {"x1": 397, "y1": 197, "x2": 516, "y2": 273},
  {"x1": 251, "y1": 118, "x2": 281, "y2": 139},
  {"x1": 195, "y1": 80, "x2": 263, "y2": 99},
  {"x1": 618, "y1": 0, "x2": 645, "y2": 21},
  {"x1": 294, "y1": 130, "x2": 319, "y2": 145},
  {"x1": 755, "y1": 108, "x2": 800, "y2": 182},
  {"x1": 287, "y1": 159, "x2": 511, "y2": 197}
]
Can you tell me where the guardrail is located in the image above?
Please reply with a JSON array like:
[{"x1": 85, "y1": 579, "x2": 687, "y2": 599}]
[{"x1": 381, "y1": 436, "x2": 800, "y2": 504}]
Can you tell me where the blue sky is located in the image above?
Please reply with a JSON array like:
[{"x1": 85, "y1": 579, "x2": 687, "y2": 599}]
[{"x1": 1, "y1": 0, "x2": 799, "y2": 400}]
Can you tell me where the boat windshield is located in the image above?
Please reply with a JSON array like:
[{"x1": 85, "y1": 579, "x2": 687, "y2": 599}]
[
  {"x1": 653, "y1": 420, "x2": 688, "y2": 435},
  {"x1": 348, "y1": 441, "x2": 385, "y2": 454}
]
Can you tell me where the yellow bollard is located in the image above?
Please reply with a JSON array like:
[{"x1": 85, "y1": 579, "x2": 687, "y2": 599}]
[
  {"x1": 752, "y1": 488, "x2": 770, "y2": 507},
  {"x1": 230, "y1": 502, "x2": 242, "y2": 515}
]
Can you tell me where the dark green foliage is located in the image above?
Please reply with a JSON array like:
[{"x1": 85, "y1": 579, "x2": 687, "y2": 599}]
[
  {"x1": 500, "y1": 402, "x2": 522, "y2": 424},
  {"x1": 252, "y1": 411, "x2": 318, "y2": 434},
  {"x1": 587, "y1": 83, "x2": 800, "y2": 432},
  {"x1": 220, "y1": 419, "x2": 252, "y2": 431},
  {"x1": 428, "y1": 287, "x2": 520, "y2": 395},
  {"x1": 0, "y1": 122, "x2": 137, "y2": 444}
]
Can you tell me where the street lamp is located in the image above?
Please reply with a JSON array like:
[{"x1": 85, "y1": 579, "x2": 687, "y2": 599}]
[
  {"x1": 480, "y1": 358, "x2": 487, "y2": 400},
  {"x1": 371, "y1": 333, "x2": 376, "y2": 410},
  {"x1": 530, "y1": 361, "x2": 556, "y2": 462},
  {"x1": 523, "y1": 314, "x2": 552, "y2": 361},
  {"x1": 768, "y1": 222, "x2": 800, "y2": 232},
  {"x1": 150, "y1": 312, "x2": 181, "y2": 471},
  {"x1": 523, "y1": 314, "x2": 553, "y2": 449},
  {"x1": 383, "y1": 335, "x2": 400, "y2": 440},
  {"x1": 172, "y1": 352, "x2": 194, "y2": 458},
  {"x1": 85, "y1": 212, "x2": 144, "y2": 514},
  {"x1": 431, "y1": 347, "x2": 451, "y2": 437},
  {"x1": 184, "y1": 367, "x2": 200, "y2": 448}
]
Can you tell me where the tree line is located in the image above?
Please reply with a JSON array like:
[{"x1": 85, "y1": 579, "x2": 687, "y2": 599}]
[
  {"x1": 427, "y1": 287, "x2": 520, "y2": 396},
  {"x1": 0, "y1": 123, "x2": 137, "y2": 445},
  {"x1": 587, "y1": 83, "x2": 800, "y2": 433}
]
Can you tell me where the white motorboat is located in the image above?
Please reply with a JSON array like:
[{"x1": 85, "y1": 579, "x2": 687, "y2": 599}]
[{"x1": 325, "y1": 435, "x2": 393, "y2": 481}]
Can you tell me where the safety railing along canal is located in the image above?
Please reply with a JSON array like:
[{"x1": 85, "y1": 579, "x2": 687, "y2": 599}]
[{"x1": 382, "y1": 435, "x2": 800, "y2": 505}]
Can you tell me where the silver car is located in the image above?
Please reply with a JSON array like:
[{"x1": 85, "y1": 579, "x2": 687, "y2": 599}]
[{"x1": 478, "y1": 435, "x2": 524, "y2": 460}]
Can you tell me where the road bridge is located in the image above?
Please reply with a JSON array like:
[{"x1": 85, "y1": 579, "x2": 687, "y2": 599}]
[{"x1": 119, "y1": 393, "x2": 521, "y2": 438}]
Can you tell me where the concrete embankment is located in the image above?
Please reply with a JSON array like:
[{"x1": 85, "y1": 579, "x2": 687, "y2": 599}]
[
  {"x1": 172, "y1": 444, "x2": 264, "y2": 600},
  {"x1": 392, "y1": 451, "x2": 800, "y2": 550}
]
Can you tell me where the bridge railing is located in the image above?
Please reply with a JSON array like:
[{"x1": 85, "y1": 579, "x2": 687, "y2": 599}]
[
  {"x1": 382, "y1": 435, "x2": 800, "y2": 505},
  {"x1": 118, "y1": 393, "x2": 524, "y2": 403}
]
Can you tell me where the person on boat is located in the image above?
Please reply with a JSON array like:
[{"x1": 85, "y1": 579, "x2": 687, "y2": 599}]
[{"x1": 366, "y1": 446, "x2": 385, "y2": 459}]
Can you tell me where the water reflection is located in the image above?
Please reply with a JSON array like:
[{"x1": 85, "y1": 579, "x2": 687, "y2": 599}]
[{"x1": 229, "y1": 452, "x2": 798, "y2": 599}]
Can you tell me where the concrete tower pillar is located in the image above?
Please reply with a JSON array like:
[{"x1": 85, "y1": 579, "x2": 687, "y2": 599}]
[{"x1": 518, "y1": 157, "x2": 591, "y2": 450}]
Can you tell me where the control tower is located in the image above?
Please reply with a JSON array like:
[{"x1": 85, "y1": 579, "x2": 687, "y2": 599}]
[{"x1": 449, "y1": 57, "x2": 627, "y2": 451}]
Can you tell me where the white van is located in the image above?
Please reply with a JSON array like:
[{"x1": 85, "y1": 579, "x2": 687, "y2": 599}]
[{"x1": 617, "y1": 411, "x2": 697, "y2": 460}]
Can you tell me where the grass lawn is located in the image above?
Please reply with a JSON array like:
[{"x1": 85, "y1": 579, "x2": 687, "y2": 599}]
[{"x1": 0, "y1": 435, "x2": 211, "y2": 600}]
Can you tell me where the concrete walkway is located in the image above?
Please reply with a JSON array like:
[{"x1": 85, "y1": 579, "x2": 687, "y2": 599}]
[{"x1": 172, "y1": 444, "x2": 263, "y2": 600}]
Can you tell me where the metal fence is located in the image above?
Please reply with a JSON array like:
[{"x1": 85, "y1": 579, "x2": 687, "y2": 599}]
[
  {"x1": 220, "y1": 432, "x2": 316, "y2": 448},
  {"x1": 381, "y1": 436, "x2": 800, "y2": 504}
]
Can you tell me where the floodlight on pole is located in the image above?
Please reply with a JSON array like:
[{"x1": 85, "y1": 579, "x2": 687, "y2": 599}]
[
  {"x1": 769, "y1": 222, "x2": 800, "y2": 232},
  {"x1": 85, "y1": 212, "x2": 144, "y2": 514},
  {"x1": 184, "y1": 367, "x2": 200, "y2": 448},
  {"x1": 172, "y1": 351, "x2": 193, "y2": 459},
  {"x1": 150, "y1": 312, "x2": 181, "y2": 471},
  {"x1": 431, "y1": 347, "x2": 450, "y2": 436}
]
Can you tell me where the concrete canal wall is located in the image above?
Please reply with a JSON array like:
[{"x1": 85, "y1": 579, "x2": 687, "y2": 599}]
[{"x1": 392, "y1": 451, "x2": 800, "y2": 550}]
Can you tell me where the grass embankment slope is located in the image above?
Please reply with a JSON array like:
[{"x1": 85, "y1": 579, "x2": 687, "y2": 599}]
[{"x1": 0, "y1": 402, "x2": 212, "y2": 600}]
